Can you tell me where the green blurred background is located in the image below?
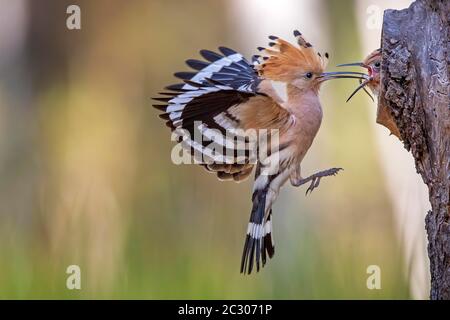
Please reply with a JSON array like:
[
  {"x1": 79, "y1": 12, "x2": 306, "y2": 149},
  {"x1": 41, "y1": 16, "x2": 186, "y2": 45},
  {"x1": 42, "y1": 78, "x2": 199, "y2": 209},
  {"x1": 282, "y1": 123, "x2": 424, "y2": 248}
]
[{"x1": 0, "y1": 0, "x2": 418, "y2": 299}]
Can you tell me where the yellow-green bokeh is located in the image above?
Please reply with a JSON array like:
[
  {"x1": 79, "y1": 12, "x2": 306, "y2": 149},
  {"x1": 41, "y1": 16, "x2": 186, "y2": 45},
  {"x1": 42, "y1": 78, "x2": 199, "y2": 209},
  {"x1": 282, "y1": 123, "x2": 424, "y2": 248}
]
[{"x1": 0, "y1": 0, "x2": 410, "y2": 299}]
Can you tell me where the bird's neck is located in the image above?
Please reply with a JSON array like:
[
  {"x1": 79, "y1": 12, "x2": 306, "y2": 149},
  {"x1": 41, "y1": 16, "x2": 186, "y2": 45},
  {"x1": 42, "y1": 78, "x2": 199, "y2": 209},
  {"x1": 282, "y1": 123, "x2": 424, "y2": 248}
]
[{"x1": 285, "y1": 84, "x2": 322, "y2": 117}]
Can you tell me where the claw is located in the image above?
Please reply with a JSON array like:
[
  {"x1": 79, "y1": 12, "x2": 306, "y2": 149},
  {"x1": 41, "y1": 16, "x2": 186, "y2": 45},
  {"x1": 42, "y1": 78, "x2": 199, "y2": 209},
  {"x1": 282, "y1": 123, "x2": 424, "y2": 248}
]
[
  {"x1": 306, "y1": 177, "x2": 322, "y2": 195},
  {"x1": 314, "y1": 178, "x2": 321, "y2": 188},
  {"x1": 302, "y1": 167, "x2": 343, "y2": 195},
  {"x1": 305, "y1": 184, "x2": 312, "y2": 195}
]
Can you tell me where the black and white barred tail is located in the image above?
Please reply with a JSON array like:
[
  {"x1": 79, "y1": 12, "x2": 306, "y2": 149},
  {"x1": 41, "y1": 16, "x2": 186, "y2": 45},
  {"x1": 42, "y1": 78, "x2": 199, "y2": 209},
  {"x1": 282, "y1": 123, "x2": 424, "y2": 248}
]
[
  {"x1": 240, "y1": 209, "x2": 275, "y2": 275},
  {"x1": 240, "y1": 166, "x2": 277, "y2": 275}
]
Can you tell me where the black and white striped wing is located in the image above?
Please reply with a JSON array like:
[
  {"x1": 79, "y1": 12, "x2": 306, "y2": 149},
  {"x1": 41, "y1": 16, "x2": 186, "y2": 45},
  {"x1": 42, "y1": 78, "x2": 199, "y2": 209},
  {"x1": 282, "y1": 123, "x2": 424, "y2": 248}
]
[{"x1": 153, "y1": 47, "x2": 265, "y2": 181}]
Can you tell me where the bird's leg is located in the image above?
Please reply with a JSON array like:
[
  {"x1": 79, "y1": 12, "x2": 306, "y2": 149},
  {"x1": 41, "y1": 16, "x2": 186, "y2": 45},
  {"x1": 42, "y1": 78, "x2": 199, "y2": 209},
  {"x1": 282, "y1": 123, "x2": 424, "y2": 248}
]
[
  {"x1": 291, "y1": 167, "x2": 343, "y2": 195},
  {"x1": 289, "y1": 165, "x2": 302, "y2": 187}
]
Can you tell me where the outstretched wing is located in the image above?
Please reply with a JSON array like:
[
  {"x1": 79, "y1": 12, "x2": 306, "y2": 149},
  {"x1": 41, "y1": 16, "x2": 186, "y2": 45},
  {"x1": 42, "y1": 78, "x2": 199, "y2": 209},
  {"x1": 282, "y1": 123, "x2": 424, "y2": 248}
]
[{"x1": 153, "y1": 47, "x2": 275, "y2": 182}]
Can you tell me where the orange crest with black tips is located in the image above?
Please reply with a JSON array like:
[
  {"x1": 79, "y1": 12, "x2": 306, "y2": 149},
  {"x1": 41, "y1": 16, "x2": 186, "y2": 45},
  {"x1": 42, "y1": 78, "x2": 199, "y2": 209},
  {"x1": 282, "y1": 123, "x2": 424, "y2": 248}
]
[{"x1": 255, "y1": 30, "x2": 328, "y2": 83}]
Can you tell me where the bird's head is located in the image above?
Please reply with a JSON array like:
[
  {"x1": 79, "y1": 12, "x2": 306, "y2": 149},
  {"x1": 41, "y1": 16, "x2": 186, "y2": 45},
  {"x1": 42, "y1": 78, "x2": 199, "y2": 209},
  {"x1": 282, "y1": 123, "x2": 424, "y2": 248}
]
[
  {"x1": 254, "y1": 30, "x2": 368, "y2": 93},
  {"x1": 338, "y1": 48, "x2": 382, "y2": 102}
]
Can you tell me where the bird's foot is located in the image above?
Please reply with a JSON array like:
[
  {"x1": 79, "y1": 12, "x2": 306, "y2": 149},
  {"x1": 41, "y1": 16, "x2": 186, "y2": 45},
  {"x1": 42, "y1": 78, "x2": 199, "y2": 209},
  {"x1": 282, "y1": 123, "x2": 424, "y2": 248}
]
[{"x1": 295, "y1": 167, "x2": 343, "y2": 195}]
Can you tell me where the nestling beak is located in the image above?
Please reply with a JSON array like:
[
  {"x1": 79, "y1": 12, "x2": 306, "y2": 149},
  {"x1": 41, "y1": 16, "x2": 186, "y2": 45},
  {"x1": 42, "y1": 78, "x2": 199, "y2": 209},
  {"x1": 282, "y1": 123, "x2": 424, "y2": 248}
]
[
  {"x1": 336, "y1": 62, "x2": 366, "y2": 68},
  {"x1": 336, "y1": 62, "x2": 374, "y2": 102}
]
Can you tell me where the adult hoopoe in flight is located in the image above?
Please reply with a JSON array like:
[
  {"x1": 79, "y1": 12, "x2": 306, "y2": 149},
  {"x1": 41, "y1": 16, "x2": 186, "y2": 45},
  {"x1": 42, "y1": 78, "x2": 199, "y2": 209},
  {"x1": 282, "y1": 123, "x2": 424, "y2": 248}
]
[
  {"x1": 338, "y1": 49, "x2": 401, "y2": 138},
  {"x1": 153, "y1": 30, "x2": 367, "y2": 274}
]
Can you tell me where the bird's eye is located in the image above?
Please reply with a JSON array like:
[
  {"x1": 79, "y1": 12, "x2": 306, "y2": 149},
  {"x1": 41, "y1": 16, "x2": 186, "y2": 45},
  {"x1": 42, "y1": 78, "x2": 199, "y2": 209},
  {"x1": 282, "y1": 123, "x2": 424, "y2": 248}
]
[
  {"x1": 305, "y1": 72, "x2": 313, "y2": 79},
  {"x1": 374, "y1": 61, "x2": 381, "y2": 68}
]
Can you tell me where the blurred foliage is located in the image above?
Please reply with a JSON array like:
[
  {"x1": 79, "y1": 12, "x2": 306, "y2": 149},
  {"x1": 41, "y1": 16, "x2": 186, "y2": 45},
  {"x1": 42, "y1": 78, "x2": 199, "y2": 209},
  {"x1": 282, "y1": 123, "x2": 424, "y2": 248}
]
[{"x1": 0, "y1": 0, "x2": 409, "y2": 299}]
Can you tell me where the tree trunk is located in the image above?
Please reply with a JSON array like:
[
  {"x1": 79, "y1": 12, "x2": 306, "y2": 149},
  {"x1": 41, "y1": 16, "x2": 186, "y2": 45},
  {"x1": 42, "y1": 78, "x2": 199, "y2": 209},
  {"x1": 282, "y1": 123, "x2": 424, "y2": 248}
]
[{"x1": 380, "y1": 0, "x2": 450, "y2": 299}]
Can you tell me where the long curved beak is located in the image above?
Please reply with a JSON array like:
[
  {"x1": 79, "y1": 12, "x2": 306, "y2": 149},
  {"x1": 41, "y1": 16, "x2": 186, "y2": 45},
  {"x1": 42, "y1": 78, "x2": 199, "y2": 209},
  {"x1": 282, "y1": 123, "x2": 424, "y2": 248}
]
[
  {"x1": 336, "y1": 62, "x2": 374, "y2": 102},
  {"x1": 336, "y1": 62, "x2": 366, "y2": 68},
  {"x1": 318, "y1": 71, "x2": 369, "y2": 83},
  {"x1": 346, "y1": 79, "x2": 373, "y2": 102}
]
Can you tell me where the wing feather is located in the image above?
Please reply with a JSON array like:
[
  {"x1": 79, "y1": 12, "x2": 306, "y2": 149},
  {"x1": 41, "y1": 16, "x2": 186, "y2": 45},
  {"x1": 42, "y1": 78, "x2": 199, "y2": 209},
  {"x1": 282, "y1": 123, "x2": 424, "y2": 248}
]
[
  {"x1": 153, "y1": 47, "x2": 280, "y2": 181},
  {"x1": 153, "y1": 46, "x2": 291, "y2": 183}
]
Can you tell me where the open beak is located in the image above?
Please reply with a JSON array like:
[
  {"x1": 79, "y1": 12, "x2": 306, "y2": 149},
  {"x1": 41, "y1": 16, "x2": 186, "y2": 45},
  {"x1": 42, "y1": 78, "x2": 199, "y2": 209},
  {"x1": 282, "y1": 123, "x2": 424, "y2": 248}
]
[
  {"x1": 345, "y1": 79, "x2": 373, "y2": 102},
  {"x1": 336, "y1": 62, "x2": 374, "y2": 102}
]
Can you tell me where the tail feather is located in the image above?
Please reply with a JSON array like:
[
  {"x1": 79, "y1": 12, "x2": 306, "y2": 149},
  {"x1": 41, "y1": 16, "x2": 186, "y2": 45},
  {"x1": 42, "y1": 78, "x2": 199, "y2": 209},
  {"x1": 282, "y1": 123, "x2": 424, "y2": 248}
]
[
  {"x1": 240, "y1": 212, "x2": 275, "y2": 274},
  {"x1": 264, "y1": 214, "x2": 275, "y2": 259},
  {"x1": 240, "y1": 183, "x2": 275, "y2": 274},
  {"x1": 241, "y1": 162, "x2": 289, "y2": 275}
]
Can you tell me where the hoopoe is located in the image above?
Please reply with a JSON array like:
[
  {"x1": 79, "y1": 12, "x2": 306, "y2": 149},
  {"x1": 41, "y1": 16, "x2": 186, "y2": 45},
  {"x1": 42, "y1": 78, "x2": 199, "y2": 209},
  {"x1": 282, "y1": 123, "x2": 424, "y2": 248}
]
[
  {"x1": 153, "y1": 30, "x2": 367, "y2": 274},
  {"x1": 338, "y1": 49, "x2": 401, "y2": 138}
]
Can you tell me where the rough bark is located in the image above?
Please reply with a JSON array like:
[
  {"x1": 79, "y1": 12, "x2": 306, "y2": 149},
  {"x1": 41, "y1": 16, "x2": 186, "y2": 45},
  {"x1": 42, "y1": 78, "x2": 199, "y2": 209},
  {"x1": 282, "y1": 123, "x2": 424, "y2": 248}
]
[{"x1": 380, "y1": 0, "x2": 450, "y2": 299}]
